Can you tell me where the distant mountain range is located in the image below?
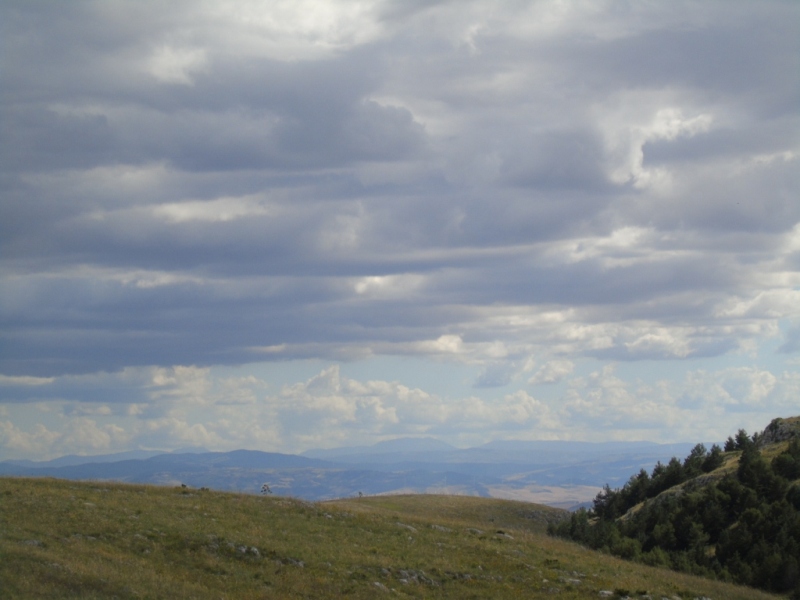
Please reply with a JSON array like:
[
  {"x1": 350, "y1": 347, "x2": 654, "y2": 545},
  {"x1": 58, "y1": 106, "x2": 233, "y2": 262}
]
[{"x1": 0, "y1": 438, "x2": 700, "y2": 509}]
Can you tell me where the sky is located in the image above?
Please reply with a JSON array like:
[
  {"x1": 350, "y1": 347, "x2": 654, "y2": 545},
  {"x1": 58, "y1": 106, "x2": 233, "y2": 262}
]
[{"x1": 1, "y1": 0, "x2": 799, "y2": 461}]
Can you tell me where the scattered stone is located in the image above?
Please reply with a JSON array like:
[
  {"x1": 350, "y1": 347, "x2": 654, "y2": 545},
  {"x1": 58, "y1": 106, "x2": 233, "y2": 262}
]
[
  {"x1": 394, "y1": 568, "x2": 438, "y2": 586},
  {"x1": 216, "y1": 540, "x2": 261, "y2": 558},
  {"x1": 431, "y1": 524, "x2": 451, "y2": 532},
  {"x1": 284, "y1": 557, "x2": 304, "y2": 568},
  {"x1": 466, "y1": 528, "x2": 484, "y2": 535},
  {"x1": 598, "y1": 592, "x2": 614, "y2": 598},
  {"x1": 20, "y1": 539, "x2": 43, "y2": 547},
  {"x1": 373, "y1": 581, "x2": 389, "y2": 592},
  {"x1": 396, "y1": 522, "x2": 418, "y2": 533},
  {"x1": 558, "y1": 577, "x2": 581, "y2": 585}
]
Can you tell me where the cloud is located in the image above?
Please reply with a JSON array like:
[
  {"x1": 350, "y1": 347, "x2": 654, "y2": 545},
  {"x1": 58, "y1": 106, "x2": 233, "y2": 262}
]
[
  {"x1": 146, "y1": 45, "x2": 208, "y2": 85},
  {"x1": 678, "y1": 367, "x2": 799, "y2": 413},
  {"x1": 0, "y1": 416, "x2": 129, "y2": 459},
  {"x1": 1, "y1": 1, "x2": 799, "y2": 458},
  {"x1": 0, "y1": 421, "x2": 59, "y2": 457},
  {"x1": 0, "y1": 375, "x2": 55, "y2": 387},
  {"x1": 559, "y1": 363, "x2": 800, "y2": 440},
  {"x1": 4, "y1": 360, "x2": 798, "y2": 460},
  {"x1": 0, "y1": 364, "x2": 562, "y2": 458},
  {"x1": 529, "y1": 360, "x2": 574, "y2": 385}
]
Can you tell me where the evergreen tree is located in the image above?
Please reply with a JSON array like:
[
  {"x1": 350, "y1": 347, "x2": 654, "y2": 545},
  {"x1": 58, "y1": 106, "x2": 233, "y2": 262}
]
[
  {"x1": 701, "y1": 444, "x2": 724, "y2": 472},
  {"x1": 735, "y1": 428, "x2": 752, "y2": 450},
  {"x1": 549, "y1": 422, "x2": 800, "y2": 595},
  {"x1": 683, "y1": 443, "x2": 707, "y2": 478},
  {"x1": 773, "y1": 438, "x2": 800, "y2": 480}
]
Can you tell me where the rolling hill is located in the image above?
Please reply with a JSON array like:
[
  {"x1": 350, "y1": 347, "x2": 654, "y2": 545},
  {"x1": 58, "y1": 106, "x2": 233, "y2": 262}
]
[{"x1": 0, "y1": 477, "x2": 781, "y2": 599}]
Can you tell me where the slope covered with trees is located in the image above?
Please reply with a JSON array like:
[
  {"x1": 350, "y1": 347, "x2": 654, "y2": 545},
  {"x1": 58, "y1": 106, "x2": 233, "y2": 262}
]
[{"x1": 549, "y1": 417, "x2": 800, "y2": 596}]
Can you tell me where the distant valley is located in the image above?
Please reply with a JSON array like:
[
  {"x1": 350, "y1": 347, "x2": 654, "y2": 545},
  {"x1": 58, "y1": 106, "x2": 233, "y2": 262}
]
[{"x1": 0, "y1": 438, "x2": 699, "y2": 509}]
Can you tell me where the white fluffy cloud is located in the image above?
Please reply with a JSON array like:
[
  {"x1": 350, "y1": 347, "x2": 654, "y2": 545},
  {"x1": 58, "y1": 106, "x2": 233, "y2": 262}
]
[
  {"x1": 1, "y1": 0, "x2": 798, "y2": 459},
  {"x1": 560, "y1": 365, "x2": 800, "y2": 443},
  {"x1": 0, "y1": 364, "x2": 560, "y2": 457},
  {"x1": 2, "y1": 361, "x2": 797, "y2": 459},
  {"x1": 529, "y1": 360, "x2": 574, "y2": 385}
]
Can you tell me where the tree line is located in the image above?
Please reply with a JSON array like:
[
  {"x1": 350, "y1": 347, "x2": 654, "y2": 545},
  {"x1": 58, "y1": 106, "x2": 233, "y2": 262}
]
[{"x1": 548, "y1": 427, "x2": 800, "y2": 596}]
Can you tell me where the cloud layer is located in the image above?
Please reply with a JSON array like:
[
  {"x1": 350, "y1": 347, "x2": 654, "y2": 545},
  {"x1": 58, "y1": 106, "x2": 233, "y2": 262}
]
[
  {"x1": 2, "y1": 362, "x2": 798, "y2": 460},
  {"x1": 1, "y1": 0, "x2": 798, "y2": 459}
]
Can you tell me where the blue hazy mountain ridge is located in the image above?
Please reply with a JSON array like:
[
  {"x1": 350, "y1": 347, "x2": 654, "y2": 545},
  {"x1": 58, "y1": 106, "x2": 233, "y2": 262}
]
[
  {"x1": 302, "y1": 438, "x2": 697, "y2": 467},
  {"x1": 0, "y1": 437, "x2": 701, "y2": 507},
  {"x1": 0, "y1": 451, "x2": 335, "y2": 494},
  {"x1": 301, "y1": 436, "x2": 457, "y2": 459}
]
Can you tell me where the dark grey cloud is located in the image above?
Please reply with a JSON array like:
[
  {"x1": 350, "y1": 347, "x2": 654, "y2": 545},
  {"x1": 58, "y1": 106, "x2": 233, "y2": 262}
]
[
  {"x1": 641, "y1": 118, "x2": 799, "y2": 166},
  {"x1": 497, "y1": 129, "x2": 610, "y2": 190},
  {"x1": 572, "y1": 17, "x2": 799, "y2": 107},
  {"x1": 1, "y1": 0, "x2": 798, "y2": 382}
]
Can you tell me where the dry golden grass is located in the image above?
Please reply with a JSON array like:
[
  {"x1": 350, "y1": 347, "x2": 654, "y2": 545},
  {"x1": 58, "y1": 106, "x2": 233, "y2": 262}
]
[{"x1": 0, "y1": 477, "x2": 783, "y2": 599}]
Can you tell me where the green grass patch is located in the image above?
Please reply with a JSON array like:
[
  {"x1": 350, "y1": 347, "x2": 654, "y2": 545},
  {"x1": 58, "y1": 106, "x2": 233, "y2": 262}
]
[{"x1": 0, "y1": 477, "x2": 782, "y2": 599}]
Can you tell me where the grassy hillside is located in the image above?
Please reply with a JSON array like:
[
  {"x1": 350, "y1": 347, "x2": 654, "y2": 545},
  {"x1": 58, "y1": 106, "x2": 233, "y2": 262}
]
[{"x1": 1, "y1": 477, "x2": 781, "y2": 599}]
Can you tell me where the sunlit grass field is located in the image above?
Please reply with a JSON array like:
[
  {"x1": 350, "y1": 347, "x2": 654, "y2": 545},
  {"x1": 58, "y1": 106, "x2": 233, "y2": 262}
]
[{"x1": 0, "y1": 477, "x2": 782, "y2": 599}]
